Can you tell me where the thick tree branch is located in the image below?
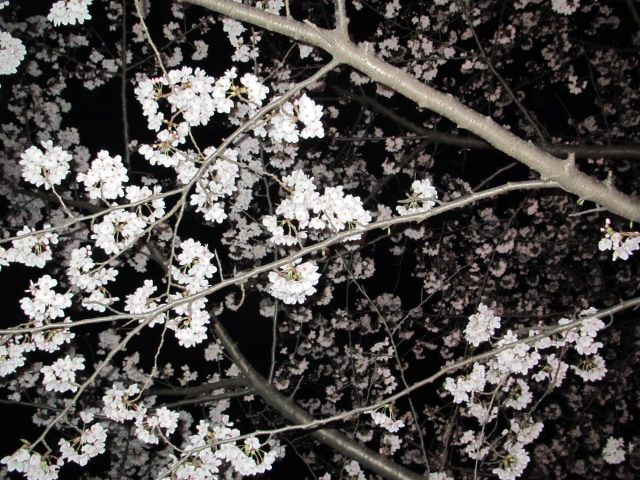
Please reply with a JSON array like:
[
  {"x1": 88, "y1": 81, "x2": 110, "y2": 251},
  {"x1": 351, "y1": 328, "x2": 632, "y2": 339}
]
[
  {"x1": 334, "y1": 87, "x2": 640, "y2": 160},
  {"x1": 150, "y1": 378, "x2": 248, "y2": 396},
  {"x1": 334, "y1": 0, "x2": 348, "y2": 32},
  {"x1": 211, "y1": 318, "x2": 426, "y2": 480},
  {"x1": 207, "y1": 297, "x2": 640, "y2": 442},
  {"x1": 181, "y1": 0, "x2": 640, "y2": 221},
  {"x1": 161, "y1": 388, "x2": 254, "y2": 408}
]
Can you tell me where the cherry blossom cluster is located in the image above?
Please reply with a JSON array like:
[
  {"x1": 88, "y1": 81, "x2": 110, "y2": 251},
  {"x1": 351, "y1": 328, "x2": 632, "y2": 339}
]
[
  {"x1": 135, "y1": 67, "x2": 221, "y2": 157},
  {"x1": 41, "y1": 354, "x2": 84, "y2": 393},
  {"x1": 58, "y1": 413, "x2": 106, "y2": 466},
  {"x1": 266, "y1": 94, "x2": 324, "y2": 143},
  {"x1": 156, "y1": 239, "x2": 217, "y2": 347},
  {"x1": 463, "y1": 303, "x2": 501, "y2": 346},
  {"x1": 47, "y1": 0, "x2": 92, "y2": 26},
  {"x1": 2, "y1": 446, "x2": 59, "y2": 480},
  {"x1": 366, "y1": 406, "x2": 405, "y2": 433},
  {"x1": 67, "y1": 245, "x2": 118, "y2": 312},
  {"x1": 0, "y1": 30, "x2": 26, "y2": 76},
  {"x1": 491, "y1": 441, "x2": 532, "y2": 480},
  {"x1": 267, "y1": 259, "x2": 321, "y2": 304},
  {"x1": 0, "y1": 340, "x2": 28, "y2": 377},
  {"x1": 124, "y1": 279, "x2": 164, "y2": 324},
  {"x1": 19, "y1": 141, "x2": 71, "y2": 190},
  {"x1": 171, "y1": 238, "x2": 218, "y2": 294},
  {"x1": 77, "y1": 150, "x2": 128, "y2": 200},
  {"x1": 0, "y1": 316, "x2": 75, "y2": 378},
  {"x1": 3, "y1": 415, "x2": 106, "y2": 478},
  {"x1": 134, "y1": 406, "x2": 180, "y2": 445},
  {"x1": 90, "y1": 209, "x2": 146, "y2": 255},
  {"x1": 395, "y1": 178, "x2": 438, "y2": 216},
  {"x1": 551, "y1": 0, "x2": 580, "y2": 15},
  {"x1": 190, "y1": 148, "x2": 240, "y2": 223},
  {"x1": 602, "y1": 436, "x2": 626, "y2": 465},
  {"x1": 1, "y1": 226, "x2": 58, "y2": 268},
  {"x1": 135, "y1": 66, "x2": 269, "y2": 168},
  {"x1": 103, "y1": 382, "x2": 143, "y2": 422},
  {"x1": 20, "y1": 275, "x2": 72, "y2": 324},
  {"x1": 6, "y1": 382, "x2": 178, "y2": 476},
  {"x1": 164, "y1": 418, "x2": 284, "y2": 478},
  {"x1": 166, "y1": 296, "x2": 210, "y2": 348},
  {"x1": 123, "y1": 239, "x2": 217, "y2": 347},
  {"x1": 89, "y1": 189, "x2": 165, "y2": 256},
  {"x1": 262, "y1": 169, "x2": 371, "y2": 245},
  {"x1": 443, "y1": 306, "x2": 608, "y2": 479},
  {"x1": 598, "y1": 218, "x2": 640, "y2": 261}
]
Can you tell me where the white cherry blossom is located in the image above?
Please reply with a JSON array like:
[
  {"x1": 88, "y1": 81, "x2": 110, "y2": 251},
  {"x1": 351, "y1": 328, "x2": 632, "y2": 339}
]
[
  {"x1": 77, "y1": 150, "x2": 128, "y2": 200},
  {"x1": 268, "y1": 259, "x2": 321, "y2": 304},
  {"x1": 396, "y1": 178, "x2": 438, "y2": 216},
  {"x1": 0, "y1": 31, "x2": 26, "y2": 75},
  {"x1": 48, "y1": 0, "x2": 92, "y2": 26},
  {"x1": 41, "y1": 355, "x2": 84, "y2": 393},
  {"x1": 19, "y1": 142, "x2": 71, "y2": 190}
]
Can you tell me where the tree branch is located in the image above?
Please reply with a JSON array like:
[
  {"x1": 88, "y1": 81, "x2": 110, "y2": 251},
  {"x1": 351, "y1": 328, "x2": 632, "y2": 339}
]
[
  {"x1": 334, "y1": 0, "x2": 348, "y2": 32},
  {"x1": 0, "y1": 179, "x2": 559, "y2": 336},
  {"x1": 149, "y1": 378, "x2": 248, "y2": 396},
  {"x1": 181, "y1": 0, "x2": 640, "y2": 221},
  {"x1": 211, "y1": 318, "x2": 426, "y2": 480},
  {"x1": 207, "y1": 296, "x2": 640, "y2": 443},
  {"x1": 334, "y1": 87, "x2": 640, "y2": 160}
]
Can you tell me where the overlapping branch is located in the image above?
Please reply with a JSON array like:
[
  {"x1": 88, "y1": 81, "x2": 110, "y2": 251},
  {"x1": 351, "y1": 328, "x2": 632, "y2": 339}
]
[
  {"x1": 209, "y1": 296, "x2": 640, "y2": 480},
  {"x1": 181, "y1": 0, "x2": 640, "y2": 221},
  {"x1": 0, "y1": 179, "x2": 558, "y2": 336}
]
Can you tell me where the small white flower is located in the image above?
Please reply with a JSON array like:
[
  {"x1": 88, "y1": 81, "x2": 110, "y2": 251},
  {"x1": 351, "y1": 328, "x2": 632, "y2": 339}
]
[
  {"x1": 396, "y1": 178, "x2": 438, "y2": 216},
  {"x1": 41, "y1": 355, "x2": 85, "y2": 393},
  {"x1": 464, "y1": 303, "x2": 501, "y2": 347},
  {"x1": 550, "y1": 0, "x2": 579, "y2": 16},
  {"x1": 366, "y1": 409, "x2": 405, "y2": 432},
  {"x1": 602, "y1": 437, "x2": 626, "y2": 464},
  {"x1": 48, "y1": 0, "x2": 92, "y2": 26},
  {"x1": 59, "y1": 423, "x2": 106, "y2": 466},
  {"x1": 572, "y1": 354, "x2": 607, "y2": 382},
  {"x1": 492, "y1": 442, "x2": 530, "y2": 480},
  {"x1": 102, "y1": 383, "x2": 142, "y2": 422},
  {"x1": 77, "y1": 150, "x2": 128, "y2": 200},
  {"x1": 1, "y1": 447, "x2": 60, "y2": 480},
  {"x1": 268, "y1": 260, "x2": 321, "y2": 304}
]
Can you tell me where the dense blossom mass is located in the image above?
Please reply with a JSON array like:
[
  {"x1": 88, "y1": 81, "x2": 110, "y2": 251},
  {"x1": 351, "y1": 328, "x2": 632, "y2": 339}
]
[
  {"x1": 0, "y1": 31, "x2": 26, "y2": 76},
  {"x1": 0, "y1": 1, "x2": 638, "y2": 480},
  {"x1": 47, "y1": 0, "x2": 92, "y2": 26}
]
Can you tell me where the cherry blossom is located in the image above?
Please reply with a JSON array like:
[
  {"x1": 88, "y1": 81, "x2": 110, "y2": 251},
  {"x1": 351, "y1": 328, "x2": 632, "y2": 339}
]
[
  {"x1": 77, "y1": 150, "x2": 128, "y2": 200},
  {"x1": 41, "y1": 355, "x2": 84, "y2": 393},
  {"x1": 0, "y1": 31, "x2": 26, "y2": 75},
  {"x1": 268, "y1": 259, "x2": 321, "y2": 304},
  {"x1": 396, "y1": 178, "x2": 438, "y2": 216},
  {"x1": 602, "y1": 437, "x2": 626, "y2": 465},
  {"x1": 366, "y1": 408, "x2": 405, "y2": 432},
  {"x1": 464, "y1": 303, "x2": 501, "y2": 346},
  {"x1": 47, "y1": 0, "x2": 92, "y2": 26},
  {"x1": 492, "y1": 442, "x2": 530, "y2": 480},
  {"x1": 58, "y1": 422, "x2": 106, "y2": 466},
  {"x1": 19, "y1": 142, "x2": 71, "y2": 190}
]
